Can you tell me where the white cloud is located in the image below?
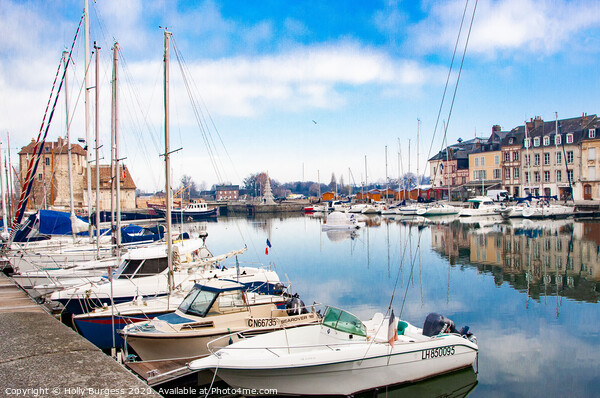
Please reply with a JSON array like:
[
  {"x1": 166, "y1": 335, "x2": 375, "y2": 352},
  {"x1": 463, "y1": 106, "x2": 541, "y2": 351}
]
[{"x1": 410, "y1": 0, "x2": 599, "y2": 58}]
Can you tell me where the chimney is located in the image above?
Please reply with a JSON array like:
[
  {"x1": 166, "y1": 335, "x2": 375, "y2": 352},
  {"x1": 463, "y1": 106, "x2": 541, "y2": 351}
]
[{"x1": 492, "y1": 125, "x2": 501, "y2": 133}]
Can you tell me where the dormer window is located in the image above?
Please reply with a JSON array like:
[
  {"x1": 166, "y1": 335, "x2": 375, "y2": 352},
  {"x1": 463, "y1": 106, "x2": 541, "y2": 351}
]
[
  {"x1": 555, "y1": 134, "x2": 561, "y2": 145},
  {"x1": 566, "y1": 133, "x2": 573, "y2": 144},
  {"x1": 533, "y1": 137, "x2": 540, "y2": 147},
  {"x1": 590, "y1": 129, "x2": 596, "y2": 139},
  {"x1": 509, "y1": 137, "x2": 514, "y2": 144},
  {"x1": 524, "y1": 138, "x2": 531, "y2": 148},
  {"x1": 543, "y1": 136, "x2": 550, "y2": 146}
]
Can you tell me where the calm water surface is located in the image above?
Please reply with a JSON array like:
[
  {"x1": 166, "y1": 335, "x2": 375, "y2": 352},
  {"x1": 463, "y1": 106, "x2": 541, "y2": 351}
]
[{"x1": 177, "y1": 213, "x2": 600, "y2": 397}]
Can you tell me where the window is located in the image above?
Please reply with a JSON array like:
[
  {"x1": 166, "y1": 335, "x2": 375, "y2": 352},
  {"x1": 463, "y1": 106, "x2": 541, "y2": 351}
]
[
  {"x1": 38, "y1": 173, "x2": 42, "y2": 181},
  {"x1": 534, "y1": 137, "x2": 540, "y2": 147},
  {"x1": 514, "y1": 168, "x2": 520, "y2": 179},
  {"x1": 494, "y1": 169, "x2": 501, "y2": 179},
  {"x1": 544, "y1": 171, "x2": 550, "y2": 182},
  {"x1": 543, "y1": 136, "x2": 550, "y2": 146},
  {"x1": 589, "y1": 166, "x2": 596, "y2": 180},
  {"x1": 513, "y1": 151, "x2": 519, "y2": 161},
  {"x1": 45, "y1": 157, "x2": 50, "y2": 166},
  {"x1": 525, "y1": 172, "x2": 530, "y2": 183},
  {"x1": 556, "y1": 152, "x2": 562, "y2": 164},
  {"x1": 555, "y1": 134, "x2": 561, "y2": 145},
  {"x1": 544, "y1": 153, "x2": 550, "y2": 165},
  {"x1": 534, "y1": 171, "x2": 540, "y2": 182},
  {"x1": 566, "y1": 134, "x2": 573, "y2": 144},
  {"x1": 590, "y1": 129, "x2": 596, "y2": 138},
  {"x1": 534, "y1": 154, "x2": 540, "y2": 166},
  {"x1": 524, "y1": 138, "x2": 531, "y2": 148},
  {"x1": 504, "y1": 152, "x2": 510, "y2": 162},
  {"x1": 525, "y1": 154, "x2": 530, "y2": 166},
  {"x1": 505, "y1": 168, "x2": 511, "y2": 179},
  {"x1": 589, "y1": 148, "x2": 596, "y2": 161},
  {"x1": 452, "y1": 165, "x2": 456, "y2": 172},
  {"x1": 481, "y1": 157, "x2": 485, "y2": 166},
  {"x1": 556, "y1": 170, "x2": 562, "y2": 182},
  {"x1": 509, "y1": 137, "x2": 514, "y2": 144},
  {"x1": 568, "y1": 170, "x2": 573, "y2": 182},
  {"x1": 495, "y1": 155, "x2": 499, "y2": 165},
  {"x1": 474, "y1": 158, "x2": 478, "y2": 166},
  {"x1": 567, "y1": 151, "x2": 574, "y2": 164}
]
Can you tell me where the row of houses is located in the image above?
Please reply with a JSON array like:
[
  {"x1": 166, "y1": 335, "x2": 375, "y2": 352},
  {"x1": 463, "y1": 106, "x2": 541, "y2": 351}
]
[{"x1": 428, "y1": 113, "x2": 600, "y2": 201}]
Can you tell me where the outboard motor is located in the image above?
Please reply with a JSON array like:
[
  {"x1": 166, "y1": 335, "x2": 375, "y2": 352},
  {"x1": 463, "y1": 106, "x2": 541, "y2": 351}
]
[
  {"x1": 423, "y1": 313, "x2": 458, "y2": 336},
  {"x1": 285, "y1": 293, "x2": 307, "y2": 316}
]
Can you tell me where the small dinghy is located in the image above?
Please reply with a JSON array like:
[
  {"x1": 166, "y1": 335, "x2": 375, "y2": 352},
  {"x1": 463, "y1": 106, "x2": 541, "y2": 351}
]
[{"x1": 189, "y1": 307, "x2": 478, "y2": 395}]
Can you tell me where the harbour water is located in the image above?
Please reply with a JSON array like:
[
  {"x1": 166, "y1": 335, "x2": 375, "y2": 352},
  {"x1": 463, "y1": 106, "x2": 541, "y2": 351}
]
[{"x1": 175, "y1": 213, "x2": 600, "y2": 397}]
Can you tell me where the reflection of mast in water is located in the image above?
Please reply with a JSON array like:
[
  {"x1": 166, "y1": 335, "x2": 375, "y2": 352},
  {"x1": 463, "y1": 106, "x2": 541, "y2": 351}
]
[
  {"x1": 387, "y1": 218, "x2": 390, "y2": 277},
  {"x1": 526, "y1": 234, "x2": 531, "y2": 309}
]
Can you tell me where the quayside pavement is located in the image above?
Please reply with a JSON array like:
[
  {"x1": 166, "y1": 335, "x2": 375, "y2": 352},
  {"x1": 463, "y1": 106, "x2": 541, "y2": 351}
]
[{"x1": 0, "y1": 273, "x2": 161, "y2": 398}]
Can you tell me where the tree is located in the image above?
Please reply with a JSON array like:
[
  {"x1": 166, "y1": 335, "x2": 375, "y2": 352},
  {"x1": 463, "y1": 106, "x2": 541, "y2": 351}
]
[{"x1": 180, "y1": 174, "x2": 198, "y2": 197}]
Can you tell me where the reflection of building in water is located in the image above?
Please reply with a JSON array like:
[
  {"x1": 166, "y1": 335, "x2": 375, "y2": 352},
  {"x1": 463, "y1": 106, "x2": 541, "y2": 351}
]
[
  {"x1": 430, "y1": 223, "x2": 470, "y2": 264},
  {"x1": 430, "y1": 221, "x2": 600, "y2": 303}
]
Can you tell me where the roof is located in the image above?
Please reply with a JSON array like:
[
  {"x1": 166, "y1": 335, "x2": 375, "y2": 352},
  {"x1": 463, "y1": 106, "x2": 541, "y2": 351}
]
[
  {"x1": 524, "y1": 114, "x2": 597, "y2": 145},
  {"x1": 89, "y1": 165, "x2": 136, "y2": 190},
  {"x1": 215, "y1": 185, "x2": 239, "y2": 190},
  {"x1": 192, "y1": 279, "x2": 244, "y2": 293},
  {"x1": 18, "y1": 138, "x2": 87, "y2": 156}
]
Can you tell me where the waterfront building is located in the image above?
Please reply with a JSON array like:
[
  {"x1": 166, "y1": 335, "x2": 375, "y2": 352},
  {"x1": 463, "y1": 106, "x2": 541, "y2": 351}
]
[
  {"x1": 215, "y1": 185, "x2": 239, "y2": 201},
  {"x1": 467, "y1": 141, "x2": 502, "y2": 196},
  {"x1": 500, "y1": 127, "x2": 525, "y2": 198},
  {"x1": 580, "y1": 117, "x2": 600, "y2": 200},
  {"x1": 19, "y1": 137, "x2": 137, "y2": 211}
]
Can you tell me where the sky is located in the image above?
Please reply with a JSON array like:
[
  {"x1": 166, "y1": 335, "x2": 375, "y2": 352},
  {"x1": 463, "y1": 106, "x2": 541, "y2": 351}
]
[{"x1": 1, "y1": 0, "x2": 599, "y2": 193}]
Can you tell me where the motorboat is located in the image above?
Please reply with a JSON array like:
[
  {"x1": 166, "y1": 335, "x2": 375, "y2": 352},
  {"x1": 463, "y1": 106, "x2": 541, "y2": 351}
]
[
  {"x1": 154, "y1": 201, "x2": 218, "y2": 222},
  {"x1": 321, "y1": 212, "x2": 363, "y2": 230},
  {"x1": 303, "y1": 204, "x2": 327, "y2": 213},
  {"x1": 458, "y1": 196, "x2": 501, "y2": 217},
  {"x1": 120, "y1": 279, "x2": 320, "y2": 360},
  {"x1": 189, "y1": 308, "x2": 478, "y2": 396},
  {"x1": 416, "y1": 202, "x2": 460, "y2": 217},
  {"x1": 522, "y1": 201, "x2": 576, "y2": 219},
  {"x1": 497, "y1": 201, "x2": 531, "y2": 219},
  {"x1": 73, "y1": 269, "x2": 285, "y2": 350},
  {"x1": 48, "y1": 238, "x2": 281, "y2": 315}
]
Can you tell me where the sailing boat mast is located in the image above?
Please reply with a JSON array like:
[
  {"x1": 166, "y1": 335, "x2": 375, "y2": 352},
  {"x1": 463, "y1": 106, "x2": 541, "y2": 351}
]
[
  {"x1": 111, "y1": 42, "x2": 121, "y2": 248},
  {"x1": 63, "y1": 50, "x2": 77, "y2": 241},
  {"x1": 0, "y1": 142, "x2": 6, "y2": 235},
  {"x1": 416, "y1": 118, "x2": 420, "y2": 199},
  {"x1": 385, "y1": 145, "x2": 388, "y2": 204},
  {"x1": 164, "y1": 29, "x2": 174, "y2": 293},
  {"x1": 94, "y1": 42, "x2": 101, "y2": 258},
  {"x1": 84, "y1": 0, "x2": 93, "y2": 241}
]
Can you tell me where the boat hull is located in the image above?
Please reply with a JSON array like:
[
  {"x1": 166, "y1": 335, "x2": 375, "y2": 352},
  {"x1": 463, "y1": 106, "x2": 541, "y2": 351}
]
[{"x1": 210, "y1": 341, "x2": 477, "y2": 395}]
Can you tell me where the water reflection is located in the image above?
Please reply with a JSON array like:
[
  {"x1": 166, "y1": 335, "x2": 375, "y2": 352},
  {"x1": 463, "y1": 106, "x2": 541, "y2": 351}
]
[{"x1": 430, "y1": 218, "x2": 600, "y2": 304}]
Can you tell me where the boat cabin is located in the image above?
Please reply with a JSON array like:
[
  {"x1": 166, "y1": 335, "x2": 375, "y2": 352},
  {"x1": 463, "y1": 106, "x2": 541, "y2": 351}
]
[
  {"x1": 177, "y1": 281, "x2": 247, "y2": 317},
  {"x1": 184, "y1": 202, "x2": 209, "y2": 211},
  {"x1": 466, "y1": 196, "x2": 495, "y2": 209}
]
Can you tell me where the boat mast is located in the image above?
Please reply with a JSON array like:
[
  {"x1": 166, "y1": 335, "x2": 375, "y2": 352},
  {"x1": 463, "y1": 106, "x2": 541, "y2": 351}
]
[
  {"x1": 164, "y1": 29, "x2": 174, "y2": 293},
  {"x1": 94, "y1": 42, "x2": 101, "y2": 258},
  {"x1": 112, "y1": 42, "x2": 121, "y2": 249},
  {"x1": 416, "y1": 118, "x2": 420, "y2": 200},
  {"x1": 0, "y1": 141, "x2": 6, "y2": 235},
  {"x1": 364, "y1": 155, "x2": 367, "y2": 202},
  {"x1": 84, "y1": 0, "x2": 93, "y2": 242},
  {"x1": 444, "y1": 120, "x2": 451, "y2": 201},
  {"x1": 385, "y1": 145, "x2": 388, "y2": 204},
  {"x1": 63, "y1": 50, "x2": 76, "y2": 241}
]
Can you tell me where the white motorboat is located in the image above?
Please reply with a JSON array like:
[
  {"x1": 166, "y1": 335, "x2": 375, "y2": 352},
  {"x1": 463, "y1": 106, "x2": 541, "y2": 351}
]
[
  {"x1": 189, "y1": 308, "x2": 478, "y2": 396},
  {"x1": 416, "y1": 202, "x2": 460, "y2": 217},
  {"x1": 522, "y1": 201, "x2": 576, "y2": 219},
  {"x1": 395, "y1": 202, "x2": 422, "y2": 216},
  {"x1": 458, "y1": 196, "x2": 502, "y2": 217},
  {"x1": 497, "y1": 201, "x2": 531, "y2": 219},
  {"x1": 321, "y1": 211, "x2": 363, "y2": 230},
  {"x1": 49, "y1": 239, "x2": 280, "y2": 315},
  {"x1": 120, "y1": 279, "x2": 319, "y2": 361},
  {"x1": 155, "y1": 201, "x2": 218, "y2": 221}
]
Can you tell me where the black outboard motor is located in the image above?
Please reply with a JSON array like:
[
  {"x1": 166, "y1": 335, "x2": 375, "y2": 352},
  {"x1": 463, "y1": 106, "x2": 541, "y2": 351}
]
[
  {"x1": 285, "y1": 293, "x2": 307, "y2": 316},
  {"x1": 423, "y1": 313, "x2": 458, "y2": 336}
]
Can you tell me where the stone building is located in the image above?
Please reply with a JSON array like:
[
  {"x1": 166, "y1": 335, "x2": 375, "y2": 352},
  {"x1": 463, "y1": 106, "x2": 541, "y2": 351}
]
[
  {"x1": 580, "y1": 117, "x2": 600, "y2": 200},
  {"x1": 19, "y1": 138, "x2": 137, "y2": 211}
]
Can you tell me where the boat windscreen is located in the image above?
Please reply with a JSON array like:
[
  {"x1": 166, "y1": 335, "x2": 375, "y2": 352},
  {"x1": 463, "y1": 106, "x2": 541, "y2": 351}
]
[
  {"x1": 322, "y1": 307, "x2": 366, "y2": 337},
  {"x1": 180, "y1": 289, "x2": 219, "y2": 317}
]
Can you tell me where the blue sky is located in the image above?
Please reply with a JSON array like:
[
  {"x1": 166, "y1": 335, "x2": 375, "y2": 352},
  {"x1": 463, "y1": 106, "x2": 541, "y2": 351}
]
[{"x1": 1, "y1": 0, "x2": 599, "y2": 192}]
